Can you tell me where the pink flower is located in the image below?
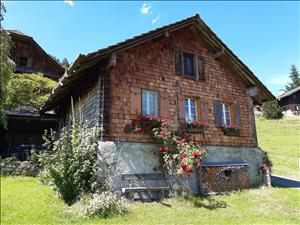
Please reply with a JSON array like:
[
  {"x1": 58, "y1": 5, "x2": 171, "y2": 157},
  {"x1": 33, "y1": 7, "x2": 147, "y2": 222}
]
[{"x1": 135, "y1": 127, "x2": 142, "y2": 133}]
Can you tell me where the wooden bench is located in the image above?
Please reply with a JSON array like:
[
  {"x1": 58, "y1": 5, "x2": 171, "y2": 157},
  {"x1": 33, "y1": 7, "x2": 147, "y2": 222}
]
[{"x1": 121, "y1": 173, "x2": 170, "y2": 201}]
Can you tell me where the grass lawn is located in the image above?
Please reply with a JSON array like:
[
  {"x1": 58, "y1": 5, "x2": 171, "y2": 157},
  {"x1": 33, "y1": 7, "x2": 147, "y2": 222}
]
[
  {"x1": 256, "y1": 116, "x2": 300, "y2": 180},
  {"x1": 1, "y1": 176, "x2": 300, "y2": 225}
]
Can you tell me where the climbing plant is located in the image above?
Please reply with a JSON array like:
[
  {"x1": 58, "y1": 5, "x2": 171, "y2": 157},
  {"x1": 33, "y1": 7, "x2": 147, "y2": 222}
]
[{"x1": 124, "y1": 115, "x2": 207, "y2": 177}]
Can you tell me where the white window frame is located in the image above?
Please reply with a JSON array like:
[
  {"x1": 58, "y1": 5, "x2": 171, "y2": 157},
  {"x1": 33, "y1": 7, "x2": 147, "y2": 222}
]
[
  {"x1": 185, "y1": 98, "x2": 197, "y2": 123},
  {"x1": 221, "y1": 103, "x2": 231, "y2": 126},
  {"x1": 142, "y1": 90, "x2": 158, "y2": 116}
]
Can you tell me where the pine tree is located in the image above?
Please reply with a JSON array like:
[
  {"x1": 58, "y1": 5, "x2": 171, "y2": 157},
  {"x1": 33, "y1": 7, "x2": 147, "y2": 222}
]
[
  {"x1": 0, "y1": 2, "x2": 15, "y2": 128},
  {"x1": 285, "y1": 65, "x2": 300, "y2": 91},
  {"x1": 61, "y1": 58, "x2": 70, "y2": 70}
]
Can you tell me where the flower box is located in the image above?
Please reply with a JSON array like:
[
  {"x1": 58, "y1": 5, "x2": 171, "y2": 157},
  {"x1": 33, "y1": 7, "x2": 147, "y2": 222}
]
[
  {"x1": 181, "y1": 121, "x2": 208, "y2": 134},
  {"x1": 221, "y1": 125, "x2": 240, "y2": 137},
  {"x1": 187, "y1": 127, "x2": 205, "y2": 133}
]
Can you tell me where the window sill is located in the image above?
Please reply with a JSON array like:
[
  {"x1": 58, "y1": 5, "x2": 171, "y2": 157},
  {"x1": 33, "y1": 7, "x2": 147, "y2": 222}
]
[{"x1": 176, "y1": 74, "x2": 205, "y2": 82}]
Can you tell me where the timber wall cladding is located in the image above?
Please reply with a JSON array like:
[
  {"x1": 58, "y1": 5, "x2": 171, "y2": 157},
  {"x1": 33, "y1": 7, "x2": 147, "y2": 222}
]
[
  {"x1": 109, "y1": 26, "x2": 254, "y2": 147},
  {"x1": 12, "y1": 37, "x2": 61, "y2": 74}
]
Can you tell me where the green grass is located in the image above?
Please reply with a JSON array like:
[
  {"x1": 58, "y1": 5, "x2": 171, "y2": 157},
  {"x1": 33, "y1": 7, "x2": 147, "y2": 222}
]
[
  {"x1": 256, "y1": 116, "x2": 300, "y2": 180},
  {"x1": 1, "y1": 176, "x2": 300, "y2": 225}
]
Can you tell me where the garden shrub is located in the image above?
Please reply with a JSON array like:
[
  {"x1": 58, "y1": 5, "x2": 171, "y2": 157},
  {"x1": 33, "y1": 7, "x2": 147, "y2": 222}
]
[
  {"x1": 261, "y1": 100, "x2": 283, "y2": 120},
  {"x1": 39, "y1": 124, "x2": 101, "y2": 205},
  {"x1": 85, "y1": 191, "x2": 127, "y2": 218}
]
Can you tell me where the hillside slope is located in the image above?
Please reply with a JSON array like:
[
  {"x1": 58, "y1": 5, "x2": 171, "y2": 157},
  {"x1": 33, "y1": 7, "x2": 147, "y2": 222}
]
[{"x1": 256, "y1": 116, "x2": 300, "y2": 180}]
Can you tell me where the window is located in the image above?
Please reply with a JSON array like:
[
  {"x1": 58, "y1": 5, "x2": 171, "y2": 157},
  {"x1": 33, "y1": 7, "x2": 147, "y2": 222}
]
[
  {"x1": 221, "y1": 103, "x2": 231, "y2": 126},
  {"x1": 183, "y1": 52, "x2": 195, "y2": 76},
  {"x1": 185, "y1": 98, "x2": 197, "y2": 122},
  {"x1": 16, "y1": 56, "x2": 29, "y2": 67},
  {"x1": 142, "y1": 90, "x2": 158, "y2": 116},
  {"x1": 175, "y1": 50, "x2": 196, "y2": 77}
]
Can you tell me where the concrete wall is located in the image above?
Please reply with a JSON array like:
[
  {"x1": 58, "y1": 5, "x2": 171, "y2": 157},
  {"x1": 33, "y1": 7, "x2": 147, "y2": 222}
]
[{"x1": 97, "y1": 141, "x2": 264, "y2": 194}]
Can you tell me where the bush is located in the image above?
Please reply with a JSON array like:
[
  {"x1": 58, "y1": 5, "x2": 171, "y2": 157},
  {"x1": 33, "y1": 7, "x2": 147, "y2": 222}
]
[
  {"x1": 85, "y1": 191, "x2": 127, "y2": 218},
  {"x1": 4, "y1": 73, "x2": 56, "y2": 109},
  {"x1": 39, "y1": 124, "x2": 101, "y2": 205},
  {"x1": 3, "y1": 156, "x2": 19, "y2": 164},
  {"x1": 261, "y1": 100, "x2": 283, "y2": 120}
]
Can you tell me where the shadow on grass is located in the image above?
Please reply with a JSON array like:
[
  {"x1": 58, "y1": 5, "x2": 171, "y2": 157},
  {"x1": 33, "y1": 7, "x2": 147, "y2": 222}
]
[{"x1": 182, "y1": 194, "x2": 228, "y2": 210}]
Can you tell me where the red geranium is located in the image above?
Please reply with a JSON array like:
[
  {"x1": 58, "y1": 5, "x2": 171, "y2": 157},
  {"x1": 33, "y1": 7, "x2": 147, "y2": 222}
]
[
  {"x1": 180, "y1": 162, "x2": 187, "y2": 170},
  {"x1": 180, "y1": 153, "x2": 187, "y2": 159}
]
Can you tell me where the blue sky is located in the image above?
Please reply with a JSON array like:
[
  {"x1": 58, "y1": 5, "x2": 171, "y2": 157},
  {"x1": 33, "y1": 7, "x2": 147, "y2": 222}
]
[{"x1": 3, "y1": 1, "x2": 300, "y2": 96}]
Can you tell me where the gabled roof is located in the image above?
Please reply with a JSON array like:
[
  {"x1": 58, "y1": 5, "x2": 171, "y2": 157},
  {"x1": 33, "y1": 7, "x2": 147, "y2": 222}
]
[
  {"x1": 4, "y1": 106, "x2": 56, "y2": 121},
  {"x1": 41, "y1": 14, "x2": 275, "y2": 112},
  {"x1": 7, "y1": 29, "x2": 29, "y2": 37},
  {"x1": 277, "y1": 86, "x2": 300, "y2": 100},
  {"x1": 7, "y1": 29, "x2": 65, "y2": 76}
]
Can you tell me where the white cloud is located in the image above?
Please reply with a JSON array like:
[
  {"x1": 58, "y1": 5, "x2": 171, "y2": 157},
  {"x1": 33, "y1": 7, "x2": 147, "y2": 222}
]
[
  {"x1": 64, "y1": 0, "x2": 74, "y2": 6},
  {"x1": 140, "y1": 3, "x2": 151, "y2": 14},
  {"x1": 151, "y1": 14, "x2": 160, "y2": 24}
]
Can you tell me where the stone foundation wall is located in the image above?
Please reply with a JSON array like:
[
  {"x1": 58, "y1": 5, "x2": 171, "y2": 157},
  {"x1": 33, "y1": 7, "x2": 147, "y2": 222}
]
[
  {"x1": 97, "y1": 141, "x2": 264, "y2": 194},
  {"x1": 0, "y1": 160, "x2": 39, "y2": 177}
]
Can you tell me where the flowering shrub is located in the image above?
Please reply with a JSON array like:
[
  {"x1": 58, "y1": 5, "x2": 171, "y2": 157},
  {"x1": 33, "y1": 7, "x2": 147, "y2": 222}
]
[
  {"x1": 221, "y1": 124, "x2": 240, "y2": 136},
  {"x1": 180, "y1": 121, "x2": 208, "y2": 133},
  {"x1": 85, "y1": 191, "x2": 127, "y2": 218},
  {"x1": 39, "y1": 124, "x2": 101, "y2": 205},
  {"x1": 124, "y1": 115, "x2": 207, "y2": 176}
]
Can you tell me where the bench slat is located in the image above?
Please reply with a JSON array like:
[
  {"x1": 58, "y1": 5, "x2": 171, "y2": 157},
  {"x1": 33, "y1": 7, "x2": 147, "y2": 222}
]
[
  {"x1": 122, "y1": 173, "x2": 167, "y2": 181},
  {"x1": 122, "y1": 186, "x2": 170, "y2": 193}
]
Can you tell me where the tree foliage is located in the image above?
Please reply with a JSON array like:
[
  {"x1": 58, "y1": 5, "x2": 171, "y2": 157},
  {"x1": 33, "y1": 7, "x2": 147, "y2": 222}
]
[
  {"x1": 285, "y1": 65, "x2": 300, "y2": 91},
  {"x1": 261, "y1": 100, "x2": 283, "y2": 120},
  {"x1": 61, "y1": 58, "x2": 70, "y2": 70},
  {"x1": 49, "y1": 54, "x2": 70, "y2": 70},
  {"x1": 0, "y1": 0, "x2": 6, "y2": 28},
  {"x1": 4, "y1": 73, "x2": 56, "y2": 109},
  {"x1": 0, "y1": 30, "x2": 15, "y2": 128}
]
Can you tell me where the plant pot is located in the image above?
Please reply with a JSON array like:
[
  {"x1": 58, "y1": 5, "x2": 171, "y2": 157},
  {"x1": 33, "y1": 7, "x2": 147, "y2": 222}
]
[
  {"x1": 187, "y1": 127, "x2": 205, "y2": 133},
  {"x1": 221, "y1": 128, "x2": 240, "y2": 136}
]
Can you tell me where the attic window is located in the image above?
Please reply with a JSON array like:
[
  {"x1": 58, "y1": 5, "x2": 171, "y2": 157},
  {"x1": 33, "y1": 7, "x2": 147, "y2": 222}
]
[
  {"x1": 174, "y1": 49, "x2": 205, "y2": 79},
  {"x1": 183, "y1": 52, "x2": 195, "y2": 76},
  {"x1": 16, "y1": 56, "x2": 29, "y2": 67}
]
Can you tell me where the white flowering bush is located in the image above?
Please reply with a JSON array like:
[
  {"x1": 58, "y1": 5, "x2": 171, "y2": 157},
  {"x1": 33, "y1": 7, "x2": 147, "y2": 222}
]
[
  {"x1": 39, "y1": 123, "x2": 102, "y2": 205},
  {"x1": 85, "y1": 191, "x2": 127, "y2": 218}
]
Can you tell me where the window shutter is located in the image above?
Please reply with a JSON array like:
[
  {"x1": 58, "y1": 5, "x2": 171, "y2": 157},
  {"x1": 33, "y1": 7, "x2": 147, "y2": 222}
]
[
  {"x1": 174, "y1": 49, "x2": 183, "y2": 75},
  {"x1": 27, "y1": 58, "x2": 32, "y2": 67},
  {"x1": 178, "y1": 94, "x2": 185, "y2": 122},
  {"x1": 233, "y1": 103, "x2": 241, "y2": 128},
  {"x1": 130, "y1": 87, "x2": 141, "y2": 118},
  {"x1": 213, "y1": 100, "x2": 222, "y2": 127},
  {"x1": 160, "y1": 92, "x2": 170, "y2": 118},
  {"x1": 199, "y1": 98, "x2": 209, "y2": 123},
  {"x1": 198, "y1": 57, "x2": 205, "y2": 80}
]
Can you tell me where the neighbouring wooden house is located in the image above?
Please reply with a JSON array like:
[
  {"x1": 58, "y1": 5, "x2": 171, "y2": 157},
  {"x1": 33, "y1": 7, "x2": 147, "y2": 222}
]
[
  {"x1": 41, "y1": 14, "x2": 274, "y2": 195},
  {"x1": 277, "y1": 86, "x2": 300, "y2": 116},
  {"x1": 0, "y1": 30, "x2": 64, "y2": 159},
  {"x1": 8, "y1": 30, "x2": 64, "y2": 80}
]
